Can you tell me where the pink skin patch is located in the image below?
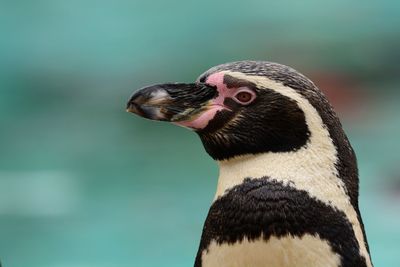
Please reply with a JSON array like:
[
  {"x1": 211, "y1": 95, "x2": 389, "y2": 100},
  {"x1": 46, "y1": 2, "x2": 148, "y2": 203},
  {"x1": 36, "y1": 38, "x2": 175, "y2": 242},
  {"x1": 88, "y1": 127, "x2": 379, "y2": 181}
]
[
  {"x1": 174, "y1": 105, "x2": 225, "y2": 129},
  {"x1": 174, "y1": 72, "x2": 255, "y2": 130},
  {"x1": 173, "y1": 72, "x2": 227, "y2": 129}
]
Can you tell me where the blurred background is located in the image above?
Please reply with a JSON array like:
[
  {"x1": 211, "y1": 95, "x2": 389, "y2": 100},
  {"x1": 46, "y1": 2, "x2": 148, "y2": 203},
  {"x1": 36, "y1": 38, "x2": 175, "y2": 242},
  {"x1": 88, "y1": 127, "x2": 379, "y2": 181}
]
[{"x1": 1, "y1": 0, "x2": 399, "y2": 266}]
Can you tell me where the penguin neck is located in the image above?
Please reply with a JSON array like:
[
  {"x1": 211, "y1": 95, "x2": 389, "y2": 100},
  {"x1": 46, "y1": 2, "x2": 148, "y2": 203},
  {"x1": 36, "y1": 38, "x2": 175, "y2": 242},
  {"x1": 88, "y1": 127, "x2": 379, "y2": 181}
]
[{"x1": 215, "y1": 132, "x2": 340, "y2": 201}]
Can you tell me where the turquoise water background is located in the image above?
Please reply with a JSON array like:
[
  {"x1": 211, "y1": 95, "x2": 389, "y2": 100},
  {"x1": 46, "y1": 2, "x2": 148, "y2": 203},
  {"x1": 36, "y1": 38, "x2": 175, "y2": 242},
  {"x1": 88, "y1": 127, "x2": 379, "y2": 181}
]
[{"x1": 1, "y1": 1, "x2": 400, "y2": 266}]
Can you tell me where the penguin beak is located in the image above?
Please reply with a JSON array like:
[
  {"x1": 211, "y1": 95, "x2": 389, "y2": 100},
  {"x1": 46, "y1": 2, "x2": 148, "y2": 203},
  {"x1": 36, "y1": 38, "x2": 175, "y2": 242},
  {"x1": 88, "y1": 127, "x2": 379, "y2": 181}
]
[{"x1": 127, "y1": 83, "x2": 218, "y2": 128}]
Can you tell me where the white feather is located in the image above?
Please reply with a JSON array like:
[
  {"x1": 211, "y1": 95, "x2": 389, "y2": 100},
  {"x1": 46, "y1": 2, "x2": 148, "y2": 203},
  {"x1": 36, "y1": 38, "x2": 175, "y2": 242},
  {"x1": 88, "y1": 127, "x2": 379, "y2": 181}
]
[{"x1": 202, "y1": 234, "x2": 341, "y2": 267}]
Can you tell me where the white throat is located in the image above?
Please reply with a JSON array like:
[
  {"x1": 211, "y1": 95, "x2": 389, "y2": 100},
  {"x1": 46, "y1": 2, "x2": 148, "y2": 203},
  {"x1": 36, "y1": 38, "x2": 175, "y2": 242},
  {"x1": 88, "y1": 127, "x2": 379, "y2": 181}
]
[{"x1": 213, "y1": 71, "x2": 372, "y2": 267}]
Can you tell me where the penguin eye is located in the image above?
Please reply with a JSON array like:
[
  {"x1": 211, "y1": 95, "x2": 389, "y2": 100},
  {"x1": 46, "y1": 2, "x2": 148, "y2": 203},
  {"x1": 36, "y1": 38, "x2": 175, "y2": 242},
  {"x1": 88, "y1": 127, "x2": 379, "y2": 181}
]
[{"x1": 233, "y1": 89, "x2": 256, "y2": 105}]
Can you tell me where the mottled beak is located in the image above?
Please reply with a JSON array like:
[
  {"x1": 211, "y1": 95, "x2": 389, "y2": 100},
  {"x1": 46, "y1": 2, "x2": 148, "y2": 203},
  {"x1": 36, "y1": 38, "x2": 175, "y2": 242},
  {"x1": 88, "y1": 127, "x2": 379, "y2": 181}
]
[{"x1": 127, "y1": 83, "x2": 218, "y2": 126}]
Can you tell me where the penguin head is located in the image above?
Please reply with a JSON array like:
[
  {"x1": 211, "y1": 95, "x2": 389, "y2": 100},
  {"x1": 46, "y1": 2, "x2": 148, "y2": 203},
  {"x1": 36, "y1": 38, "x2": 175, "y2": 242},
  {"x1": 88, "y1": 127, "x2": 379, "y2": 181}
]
[{"x1": 127, "y1": 61, "x2": 334, "y2": 160}]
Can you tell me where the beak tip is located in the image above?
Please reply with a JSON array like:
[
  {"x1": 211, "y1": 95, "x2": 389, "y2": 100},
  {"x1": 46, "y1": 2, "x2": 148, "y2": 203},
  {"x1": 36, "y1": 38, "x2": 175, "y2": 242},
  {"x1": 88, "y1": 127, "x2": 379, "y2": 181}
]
[{"x1": 126, "y1": 102, "x2": 139, "y2": 115}]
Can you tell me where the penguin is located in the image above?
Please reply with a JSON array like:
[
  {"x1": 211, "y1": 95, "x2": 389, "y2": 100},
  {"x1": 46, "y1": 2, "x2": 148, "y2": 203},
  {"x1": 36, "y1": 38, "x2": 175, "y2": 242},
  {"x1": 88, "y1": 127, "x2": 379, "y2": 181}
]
[{"x1": 126, "y1": 61, "x2": 373, "y2": 267}]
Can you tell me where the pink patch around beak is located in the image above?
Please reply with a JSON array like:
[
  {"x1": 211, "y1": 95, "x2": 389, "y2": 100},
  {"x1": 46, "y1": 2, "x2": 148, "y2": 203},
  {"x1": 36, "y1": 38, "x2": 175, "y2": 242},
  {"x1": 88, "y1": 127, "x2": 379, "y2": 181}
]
[
  {"x1": 173, "y1": 105, "x2": 225, "y2": 130},
  {"x1": 173, "y1": 72, "x2": 232, "y2": 130}
]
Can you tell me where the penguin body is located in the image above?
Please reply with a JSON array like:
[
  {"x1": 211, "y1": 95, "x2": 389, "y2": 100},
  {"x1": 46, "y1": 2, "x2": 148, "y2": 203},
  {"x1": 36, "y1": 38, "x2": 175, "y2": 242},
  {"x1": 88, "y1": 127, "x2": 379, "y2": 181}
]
[
  {"x1": 127, "y1": 61, "x2": 373, "y2": 267},
  {"x1": 195, "y1": 178, "x2": 365, "y2": 267}
]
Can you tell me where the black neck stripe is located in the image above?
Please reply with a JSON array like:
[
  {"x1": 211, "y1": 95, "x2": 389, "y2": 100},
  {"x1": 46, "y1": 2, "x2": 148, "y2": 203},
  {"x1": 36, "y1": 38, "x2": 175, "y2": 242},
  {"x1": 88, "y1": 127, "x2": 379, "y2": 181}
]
[{"x1": 195, "y1": 177, "x2": 367, "y2": 267}]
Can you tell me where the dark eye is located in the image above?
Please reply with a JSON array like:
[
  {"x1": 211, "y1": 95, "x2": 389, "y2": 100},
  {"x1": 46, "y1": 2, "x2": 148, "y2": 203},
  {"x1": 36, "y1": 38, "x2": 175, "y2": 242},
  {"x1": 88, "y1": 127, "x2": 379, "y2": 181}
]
[
  {"x1": 236, "y1": 92, "x2": 252, "y2": 102},
  {"x1": 233, "y1": 90, "x2": 255, "y2": 105}
]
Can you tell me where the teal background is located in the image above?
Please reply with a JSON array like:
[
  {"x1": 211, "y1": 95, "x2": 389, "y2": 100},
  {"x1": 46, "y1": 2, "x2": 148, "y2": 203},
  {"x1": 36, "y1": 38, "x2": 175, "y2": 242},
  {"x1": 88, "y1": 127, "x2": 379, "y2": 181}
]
[{"x1": 1, "y1": 0, "x2": 400, "y2": 266}]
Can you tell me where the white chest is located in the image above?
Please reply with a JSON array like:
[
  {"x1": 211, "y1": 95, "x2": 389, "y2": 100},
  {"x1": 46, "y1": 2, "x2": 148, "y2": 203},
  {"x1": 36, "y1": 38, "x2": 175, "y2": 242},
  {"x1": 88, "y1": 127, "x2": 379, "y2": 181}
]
[{"x1": 201, "y1": 234, "x2": 341, "y2": 267}]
